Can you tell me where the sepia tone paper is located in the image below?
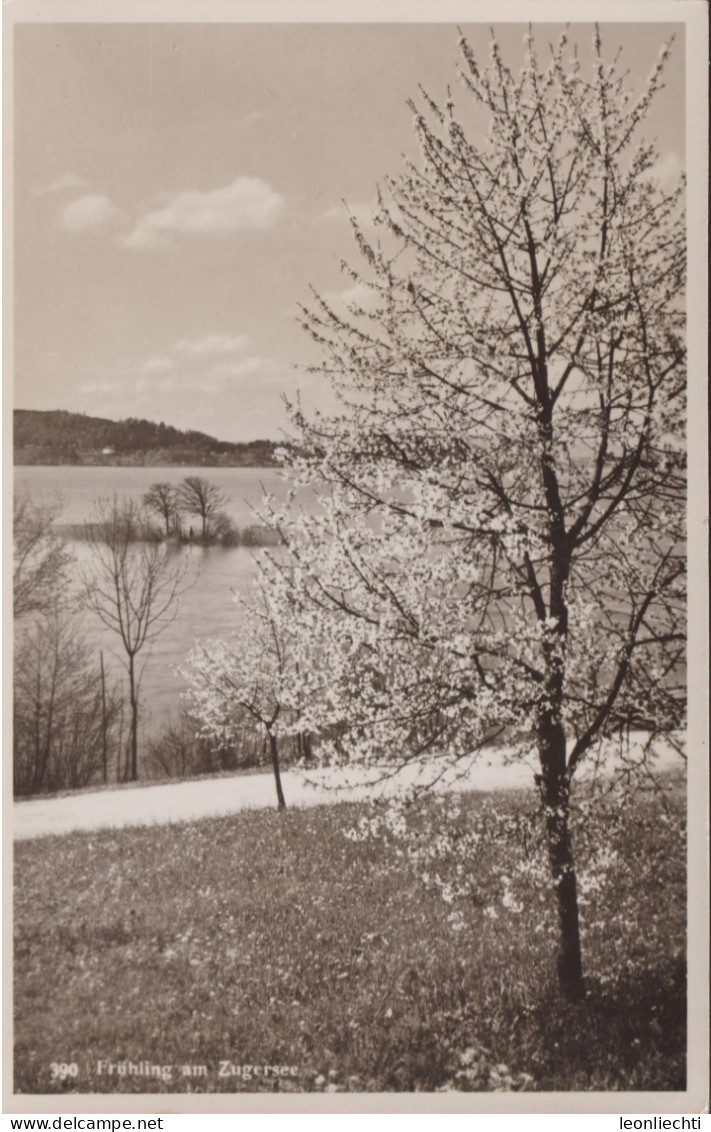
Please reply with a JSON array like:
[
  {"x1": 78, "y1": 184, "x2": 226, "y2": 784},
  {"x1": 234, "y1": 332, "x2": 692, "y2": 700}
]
[{"x1": 3, "y1": 0, "x2": 708, "y2": 1116}]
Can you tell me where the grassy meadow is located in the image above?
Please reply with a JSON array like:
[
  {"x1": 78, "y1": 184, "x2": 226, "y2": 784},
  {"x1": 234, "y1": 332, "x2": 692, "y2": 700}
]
[{"x1": 14, "y1": 774, "x2": 686, "y2": 1095}]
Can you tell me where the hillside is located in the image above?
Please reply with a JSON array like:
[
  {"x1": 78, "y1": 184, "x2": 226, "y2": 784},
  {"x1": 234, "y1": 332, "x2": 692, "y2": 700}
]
[{"x1": 13, "y1": 410, "x2": 280, "y2": 467}]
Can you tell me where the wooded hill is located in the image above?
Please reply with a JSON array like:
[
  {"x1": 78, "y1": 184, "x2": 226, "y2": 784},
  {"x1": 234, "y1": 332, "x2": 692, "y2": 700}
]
[{"x1": 14, "y1": 410, "x2": 280, "y2": 467}]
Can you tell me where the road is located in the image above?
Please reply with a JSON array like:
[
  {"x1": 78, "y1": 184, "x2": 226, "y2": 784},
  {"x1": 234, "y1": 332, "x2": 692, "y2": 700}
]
[{"x1": 13, "y1": 737, "x2": 683, "y2": 841}]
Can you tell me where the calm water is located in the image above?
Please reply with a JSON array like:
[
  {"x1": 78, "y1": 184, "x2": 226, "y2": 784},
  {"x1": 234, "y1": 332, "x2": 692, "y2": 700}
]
[
  {"x1": 13, "y1": 464, "x2": 291, "y2": 527},
  {"x1": 14, "y1": 465, "x2": 297, "y2": 735}
]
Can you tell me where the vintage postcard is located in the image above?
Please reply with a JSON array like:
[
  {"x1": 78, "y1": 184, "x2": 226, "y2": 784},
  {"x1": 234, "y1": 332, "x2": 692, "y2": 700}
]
[{"x1": 3, "y1": 0, "x2": 708, "y2": 1117}]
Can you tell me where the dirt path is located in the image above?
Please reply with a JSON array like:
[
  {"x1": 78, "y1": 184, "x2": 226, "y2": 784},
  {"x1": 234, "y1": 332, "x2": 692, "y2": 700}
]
[{"x1": 13, "y1": 738, "x2": 682, "y2": 841}]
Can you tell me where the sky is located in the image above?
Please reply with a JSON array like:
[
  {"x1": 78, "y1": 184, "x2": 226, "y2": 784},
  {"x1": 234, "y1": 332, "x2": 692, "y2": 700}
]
[{"x1": 13, "y1": 20, "x2": 685, "y2": 443}]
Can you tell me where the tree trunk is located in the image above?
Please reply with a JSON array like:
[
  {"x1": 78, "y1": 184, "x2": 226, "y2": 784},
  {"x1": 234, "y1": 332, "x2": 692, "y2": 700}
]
[
  {"x1": 116, "y1": 699, "x2": 125, "y2": 783},
  {"x1": 297, "y1": 731, "x2": 313, "y2": 761},
  {"x1": 538, "y1": 728, "x2": 585, "y2": 1000},
  {"x1": 99, "y1": 651, "x2": 108, "y2": 784},
  {"x1": 128, "y1": 654, "x2": 139, "y2": 782},
  {"x1": 36, "y1": 658, "x2": 59, "y2": 795},
  {"x1": 268, "y1": 729, "x2": 286, "y2": 810}
]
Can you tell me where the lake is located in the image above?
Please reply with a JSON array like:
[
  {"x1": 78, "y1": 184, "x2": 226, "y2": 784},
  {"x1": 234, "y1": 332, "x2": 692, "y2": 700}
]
[
  {"x1": 13, "y1": 465, "x2": 295, "y2": 737},
  {"x1": 13, "y1": 464, "x2": 291, "y2": 528}
]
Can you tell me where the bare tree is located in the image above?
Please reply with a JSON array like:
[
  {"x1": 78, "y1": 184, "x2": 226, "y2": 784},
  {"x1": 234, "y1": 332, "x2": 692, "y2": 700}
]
[
  {"x1": 144, "y1": 709, "x2": 244, "y2": 781},
  {"x1": 13, "y1": 494, "x2": 71, "y2": 619},
  {"x1": 142, "y1": 482, "x2": 180, "y2": 538},
  {"x1": 83, "y1": 497, "x2": 189, "y2": 781},
  {"x1": 13, "y1": 494, "x2": 127, "y2": 795},
  {"x1": 177, "y1": 476, "x2": 228, "y2": 541},
  {"x1": 13, "y1": 612, "x2": 123, "y2": 796}
]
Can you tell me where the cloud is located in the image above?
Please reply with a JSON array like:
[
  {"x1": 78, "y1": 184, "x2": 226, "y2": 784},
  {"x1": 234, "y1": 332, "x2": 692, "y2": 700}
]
[
  {"x1": 174, "y1": 333, "x2": 249, "y2": 358},
  {"x1": 71, "y1": 354, "x2": 334, "y2": 442},
  {"x1": 142, "y1": 357, "x2": 267, "y2": 397},
  {"x1": 59, "y1": 194, "x2": 123, "y2": 233},
  {"x1": 137, "y1": 334, "x2": 264, "y2": 395},
  {"x1": 142, "y1": 356, "x2": 173, "y2": 375},
  {"x1": 72, "y1": 337, "x2": 292, "y2": 440},
  {"x1": 77, "y1": 379, "x2": 121, "y2": 396},
  {"x1": 140, "y1": 334, "x2": 250, "y2": 376},
  {"x1": 208, "y1": 357, "x2": 268, "y2": 382},
  {"x1": 154, "y1": 356, "x2": 268, "y2": 393},
  {"x1": 319, "y1": 199, "x2": 378, "y2": 227},
  {"x1": 35, "y1": 173, "x2": 90, "y2": 196},
  {"x1": 124, "y1": 177, "x2": 285, "y2": 249},
  {"x1": 322, "y1": 280, "x2": 379, "y2": 313}
]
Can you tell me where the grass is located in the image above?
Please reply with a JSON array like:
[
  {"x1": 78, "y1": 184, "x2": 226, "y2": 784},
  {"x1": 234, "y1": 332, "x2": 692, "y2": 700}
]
[{"x1": 13, "y1": 773, "x2": 686, "y2": 1095}]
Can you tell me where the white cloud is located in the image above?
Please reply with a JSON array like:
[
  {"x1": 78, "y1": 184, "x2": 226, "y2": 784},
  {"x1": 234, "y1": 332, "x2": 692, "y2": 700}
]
[
  {"x1": 59, "y1": 194, "x2": 123, "y2": 233},
  {"x1": 142, "y1": 356, "x2": 173, "y2": 375},
  {"x1": 322, "y1": 280, "x2": 379, "y2": 313},
  {"x1": 174, "y1": 333, "x2": 249, "y2": 358},
  {"x1": 134, "y1": 353, "x2": 270, "y2": 403},
  {"x1": 320, "y1": 199, "x2": 377, "y2": 227},
  {"x1": 35, "y1": 173, "x2": 90, "y2": 196},
  {"x1": 71, "y1": 355, "x2": 334, "y2": 441},
  {"x1": 77, "y1": 379, "x2": 121, "y2": 396},
  {"x1": 209, "y1": 357, "x2": 268, "y2": 381},
  {"x1": 124, "y1": 177, "x2": 285, "y2": 249},
  {"x1": 175, "y1": 356, "x2": 269, "y2": 392},
  {"x1": 138, "y1": 334, "x2": 257, "y2": 391}
]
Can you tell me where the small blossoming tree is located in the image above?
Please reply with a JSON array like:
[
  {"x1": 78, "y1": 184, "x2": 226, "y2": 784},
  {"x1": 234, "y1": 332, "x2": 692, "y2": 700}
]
[
  {"x1": 182, "y1": 593, "x2": 289, "y2": 810},
  {"x1": 260, "y1": 27, "x2": 685, "y2": 998}
]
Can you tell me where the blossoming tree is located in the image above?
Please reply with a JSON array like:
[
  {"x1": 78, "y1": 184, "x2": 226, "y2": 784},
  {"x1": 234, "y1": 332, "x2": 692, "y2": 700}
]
[
  {"x1": 182, "y1": 593, "x2": 289, "y2": 810},
  {"x1": 260, "y1": 28, "x2": 685, "y2": 998}
]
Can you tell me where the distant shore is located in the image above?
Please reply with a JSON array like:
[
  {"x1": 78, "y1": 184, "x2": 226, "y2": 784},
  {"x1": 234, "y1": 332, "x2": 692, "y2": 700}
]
[
  {"x1": 13, "y1": 408, "x2": 283, "y2": 468},
  {"x1": 14, "y1": 454, "x2": 279, "y2": 468}
]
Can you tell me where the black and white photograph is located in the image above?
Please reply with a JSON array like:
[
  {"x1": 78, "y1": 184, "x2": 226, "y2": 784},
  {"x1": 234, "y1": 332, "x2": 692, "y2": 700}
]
[{"x1": 3, "y1": 0, "x2": 708, "y2": 1116}]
